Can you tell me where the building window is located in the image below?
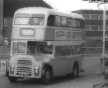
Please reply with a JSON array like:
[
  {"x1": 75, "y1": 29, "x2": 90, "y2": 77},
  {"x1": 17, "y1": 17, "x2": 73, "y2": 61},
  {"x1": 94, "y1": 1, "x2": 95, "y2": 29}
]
[
  {"x1": 91, "y1": 14, "x2": 99, "y2": 20},
  {"x1": 106, "y1": 25, "x2": 108, "y2": 31},
  {"x1": 86, "y1": 31, "x2": 102, "y2": 37},
  {"x1": 85, "y1": 25, "x2": 91, "y2": 31},
  {"x1": 98, "y1": 15, "x2": 102, "y2": 20},
  {"x1": 91, "y1": 25, "x2": 98, "y2": 31},
  {"x1": 85, "y1": 25, "x2": 99, "y2": 31},
  {"x1": 83, "y1": 14, "x2": 91, "y2": 20},
  {"x1": 98, "y1": 25, "x2": 103, "y2": 31}
]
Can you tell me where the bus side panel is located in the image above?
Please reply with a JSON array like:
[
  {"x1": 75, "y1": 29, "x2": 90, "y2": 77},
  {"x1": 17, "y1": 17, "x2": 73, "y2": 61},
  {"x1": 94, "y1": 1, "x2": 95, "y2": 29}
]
[
  {"x1": 49, "y1": 55, "x2": 83, "y2": 77},
  {"x1": 44, "y1": 27, "x2": 73, "y2": 41},
  {"x1": 49, "y1": 56, "x2": 71, "y2": 76},
  {"x1": 44, "y1": 27, "x2": 55, "y2": 41},
  {"x1": 61, "y1": 55, "x2": 83, "y2": 75}
]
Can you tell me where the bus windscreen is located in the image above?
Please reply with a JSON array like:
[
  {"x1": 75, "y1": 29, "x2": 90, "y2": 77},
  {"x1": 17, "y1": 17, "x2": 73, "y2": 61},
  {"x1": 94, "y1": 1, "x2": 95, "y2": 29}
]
[{"x1": 14, "y1": 14, "x2": 44, "y2": 25}]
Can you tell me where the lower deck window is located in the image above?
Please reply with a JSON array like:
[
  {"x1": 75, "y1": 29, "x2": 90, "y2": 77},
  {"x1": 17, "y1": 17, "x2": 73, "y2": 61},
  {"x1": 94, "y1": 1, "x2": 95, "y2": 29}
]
[
  {"x1": 27, "y1": 41, "x2": 53, "y2": 55},
  {"x1": 55, "y1": 45, "x2": 83, "y2": 56}
]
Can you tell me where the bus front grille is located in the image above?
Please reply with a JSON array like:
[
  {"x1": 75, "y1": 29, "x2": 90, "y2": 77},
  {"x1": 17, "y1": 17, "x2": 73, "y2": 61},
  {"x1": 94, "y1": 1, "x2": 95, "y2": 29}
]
[
  {"x1": 17, "y1": 60, "x2": 32, "y2": 66},
  {"x1": 16, "y1": 60, "x2": 32, "y2": 75}
]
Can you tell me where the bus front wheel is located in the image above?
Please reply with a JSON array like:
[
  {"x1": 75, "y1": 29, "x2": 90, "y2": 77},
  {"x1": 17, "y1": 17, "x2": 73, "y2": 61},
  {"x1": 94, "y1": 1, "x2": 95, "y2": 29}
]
[
  {"x1": 8, "y1": 76, "x2": 17, "y2": 82},
  {"x1": 42, "y1": 68, "x2": 53, "y2": 84},
  {"x1": 72, "y1": 63, "x2": 79, "y2": 78}
]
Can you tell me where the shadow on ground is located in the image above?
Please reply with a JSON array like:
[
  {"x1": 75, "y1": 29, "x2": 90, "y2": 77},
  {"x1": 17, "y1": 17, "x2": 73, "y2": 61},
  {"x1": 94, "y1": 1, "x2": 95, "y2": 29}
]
[{"x1": 8, "y1": 75, "x2": 84, "y2": 86}]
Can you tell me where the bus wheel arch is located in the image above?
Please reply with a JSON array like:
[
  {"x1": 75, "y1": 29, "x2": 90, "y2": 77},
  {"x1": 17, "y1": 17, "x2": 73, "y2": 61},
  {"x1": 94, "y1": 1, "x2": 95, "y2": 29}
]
[
  {"x1": 42, "y1": 64, "x2": 53, "y2": 84},
  {"x1": 8, "y1": 76, "x2": 17, "y2": 82},
  {"x1": 72, "y1": 62, "x2": 79, "y2": 78}
]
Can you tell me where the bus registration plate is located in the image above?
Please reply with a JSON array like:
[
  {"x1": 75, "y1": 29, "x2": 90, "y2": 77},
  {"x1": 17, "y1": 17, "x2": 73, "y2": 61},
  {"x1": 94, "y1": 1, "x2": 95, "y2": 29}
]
[{"x1": 19, "y1": 73, "x2": 29, "y2": 77}]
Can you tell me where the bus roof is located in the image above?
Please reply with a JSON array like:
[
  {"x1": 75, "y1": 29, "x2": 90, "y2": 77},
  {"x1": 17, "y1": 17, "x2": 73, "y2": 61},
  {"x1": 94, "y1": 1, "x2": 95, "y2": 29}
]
[{"x1": 15, "y1": 7, "x2": 84, "y2": 19}]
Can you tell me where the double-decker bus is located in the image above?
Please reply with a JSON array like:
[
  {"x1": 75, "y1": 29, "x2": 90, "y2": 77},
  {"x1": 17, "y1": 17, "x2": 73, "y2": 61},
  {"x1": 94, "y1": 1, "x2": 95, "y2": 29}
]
[{"x1": 7, "y1": 7, "x2": 85, "y2": 83}]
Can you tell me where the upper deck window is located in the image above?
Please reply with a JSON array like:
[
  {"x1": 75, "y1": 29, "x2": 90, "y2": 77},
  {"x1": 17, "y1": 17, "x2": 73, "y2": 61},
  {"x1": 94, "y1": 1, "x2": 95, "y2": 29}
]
[
  {"x1": 14, "y1": 14, "x2": 44, "y2": 25},
  {"x1": 47, "y1": 15, "x2": 85, "y2": 28},
  {"x1": 47, "y1": 15, "x2": 55, "y2": 26}
]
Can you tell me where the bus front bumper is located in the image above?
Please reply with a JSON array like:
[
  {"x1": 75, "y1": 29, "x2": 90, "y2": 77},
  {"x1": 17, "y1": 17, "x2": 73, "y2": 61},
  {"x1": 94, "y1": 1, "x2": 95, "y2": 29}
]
[{"x1": 9, "y1": 70, "x2": 42, "y2": 79}]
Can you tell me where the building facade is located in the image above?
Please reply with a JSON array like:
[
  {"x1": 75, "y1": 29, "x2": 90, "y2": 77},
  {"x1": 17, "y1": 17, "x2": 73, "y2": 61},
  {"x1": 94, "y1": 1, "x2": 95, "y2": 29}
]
[{"x1": 74, "y1": 10, "x2": 108, "y2": 55}]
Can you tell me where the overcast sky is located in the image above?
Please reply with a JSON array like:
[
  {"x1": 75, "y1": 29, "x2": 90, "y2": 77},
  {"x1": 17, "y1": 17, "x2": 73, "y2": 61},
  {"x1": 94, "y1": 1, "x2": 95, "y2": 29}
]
[{"x1": 44, "y1": 0, "x2": 108, "y2": 13}]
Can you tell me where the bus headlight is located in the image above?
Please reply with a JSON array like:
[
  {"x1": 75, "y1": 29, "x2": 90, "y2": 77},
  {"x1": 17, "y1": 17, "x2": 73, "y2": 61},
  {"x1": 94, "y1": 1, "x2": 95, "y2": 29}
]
[
  {"x1": 10, "y1": 64, "x2": 15, "y2": 74},
  {"x1": 34, "y1": 66, "x2": 40, "y2": 76}
]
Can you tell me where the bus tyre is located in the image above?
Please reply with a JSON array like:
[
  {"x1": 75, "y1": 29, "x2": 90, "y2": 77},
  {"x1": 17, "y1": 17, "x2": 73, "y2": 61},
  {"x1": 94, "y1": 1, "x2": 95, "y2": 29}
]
[
  {"x1": 72, "y1": 64, "x2": 79, "y2": 78},
  {"x1": 42, "y1": 68, "x2": 53, "y2": 84},
  {"x1": 8, "y1": 76, "x2": 17, "y2": 82}
]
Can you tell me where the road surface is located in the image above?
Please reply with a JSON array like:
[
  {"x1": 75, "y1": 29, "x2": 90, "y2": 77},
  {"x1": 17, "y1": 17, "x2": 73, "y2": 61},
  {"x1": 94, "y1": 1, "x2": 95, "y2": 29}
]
[
  {"x1": 0, "y1": 46, "x2": 105, "y2": 88},
  {"x1": 0, "y1": 73, "x2": 104, "y2": 88}
]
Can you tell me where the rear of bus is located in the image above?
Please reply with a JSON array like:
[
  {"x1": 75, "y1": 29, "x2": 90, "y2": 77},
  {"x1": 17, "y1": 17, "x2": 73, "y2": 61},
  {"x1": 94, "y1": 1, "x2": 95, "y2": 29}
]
[{"x1": 7, "y1": 7, "x2": 54, "y2": 82}]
